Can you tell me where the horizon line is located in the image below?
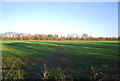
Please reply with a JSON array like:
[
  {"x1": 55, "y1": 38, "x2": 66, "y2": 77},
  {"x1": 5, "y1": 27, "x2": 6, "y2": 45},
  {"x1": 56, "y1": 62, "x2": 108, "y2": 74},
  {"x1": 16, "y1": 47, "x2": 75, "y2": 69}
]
[{"x1": 0, "y1": 31, "x2": 119, "y2": 38}]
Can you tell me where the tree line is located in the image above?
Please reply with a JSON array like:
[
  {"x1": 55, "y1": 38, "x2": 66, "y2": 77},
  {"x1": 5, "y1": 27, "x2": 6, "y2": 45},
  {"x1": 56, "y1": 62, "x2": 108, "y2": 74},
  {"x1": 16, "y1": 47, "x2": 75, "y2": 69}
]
[{"x1": 0, "y1": 32, "x2": 119, "y2": 41}]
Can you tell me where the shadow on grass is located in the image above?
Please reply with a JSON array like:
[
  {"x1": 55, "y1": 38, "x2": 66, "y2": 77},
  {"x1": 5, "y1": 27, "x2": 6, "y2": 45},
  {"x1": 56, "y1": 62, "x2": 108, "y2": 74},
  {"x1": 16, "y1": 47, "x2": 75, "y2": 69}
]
[
  {"x1": 2, "y1": 41, "x2": 120, "y2": 80},
  {"x1": 2, "y1": 41, "x2": 57, "y2": 79}
]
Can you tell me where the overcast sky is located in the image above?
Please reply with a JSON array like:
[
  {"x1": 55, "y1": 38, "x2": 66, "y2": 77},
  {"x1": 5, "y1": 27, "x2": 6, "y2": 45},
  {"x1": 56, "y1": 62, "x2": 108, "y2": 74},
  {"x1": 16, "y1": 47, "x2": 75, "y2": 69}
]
[{"x1": 1, "y1": 2, "x2": 118, "y2": 37}]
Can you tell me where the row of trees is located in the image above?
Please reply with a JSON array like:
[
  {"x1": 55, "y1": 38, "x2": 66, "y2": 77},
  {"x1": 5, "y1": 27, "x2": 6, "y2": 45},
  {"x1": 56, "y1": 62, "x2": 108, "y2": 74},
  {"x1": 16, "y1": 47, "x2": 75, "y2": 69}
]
[{"x1": 0, "y1": 32, "x2": 119, "y2": 41}]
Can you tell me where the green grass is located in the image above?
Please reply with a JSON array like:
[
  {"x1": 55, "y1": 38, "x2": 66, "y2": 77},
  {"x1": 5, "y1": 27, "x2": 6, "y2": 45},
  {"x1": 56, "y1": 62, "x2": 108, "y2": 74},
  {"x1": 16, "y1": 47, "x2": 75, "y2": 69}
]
[{"x1": 2, "y1": 41, "x2": 120, "y2": 80}]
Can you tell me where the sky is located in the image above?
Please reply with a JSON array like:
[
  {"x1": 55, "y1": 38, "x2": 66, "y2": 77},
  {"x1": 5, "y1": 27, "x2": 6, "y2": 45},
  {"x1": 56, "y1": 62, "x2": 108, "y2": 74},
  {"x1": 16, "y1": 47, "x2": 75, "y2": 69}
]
[{"x1": 0, "y1": 2, "x2": 118, "y2": 37}]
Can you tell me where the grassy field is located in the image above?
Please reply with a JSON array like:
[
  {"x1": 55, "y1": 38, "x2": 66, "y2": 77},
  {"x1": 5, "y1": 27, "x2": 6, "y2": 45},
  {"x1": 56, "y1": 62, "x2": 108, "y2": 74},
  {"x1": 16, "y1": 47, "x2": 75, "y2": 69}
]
[{"x1": 1, "y1": 41, "x2": 120, "y2": 80}]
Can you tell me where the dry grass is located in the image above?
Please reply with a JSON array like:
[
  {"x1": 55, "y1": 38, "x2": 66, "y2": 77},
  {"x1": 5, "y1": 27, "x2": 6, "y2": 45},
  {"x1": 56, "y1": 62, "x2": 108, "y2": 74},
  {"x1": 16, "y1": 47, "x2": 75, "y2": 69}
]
[{"x1": 90, "y1": 65, "x2": 120, "y2": 81}]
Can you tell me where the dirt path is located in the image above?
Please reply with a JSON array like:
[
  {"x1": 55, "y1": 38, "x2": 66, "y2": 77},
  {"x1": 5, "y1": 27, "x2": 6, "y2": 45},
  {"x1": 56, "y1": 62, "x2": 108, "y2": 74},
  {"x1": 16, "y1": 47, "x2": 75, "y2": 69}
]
[{"x1": 32, "y1": 42, "x2": 63, "y2": 79}]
